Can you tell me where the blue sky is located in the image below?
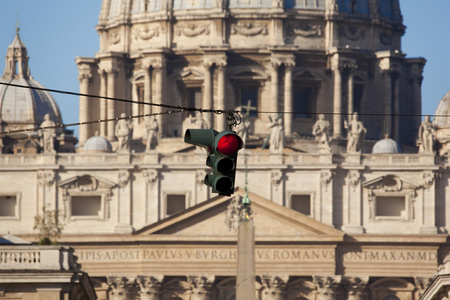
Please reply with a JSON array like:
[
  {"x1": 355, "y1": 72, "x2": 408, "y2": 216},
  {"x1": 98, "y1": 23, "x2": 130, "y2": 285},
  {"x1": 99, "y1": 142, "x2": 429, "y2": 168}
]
[{"x1": 0, "y1": 1, "x2": 449, "y2": 138}]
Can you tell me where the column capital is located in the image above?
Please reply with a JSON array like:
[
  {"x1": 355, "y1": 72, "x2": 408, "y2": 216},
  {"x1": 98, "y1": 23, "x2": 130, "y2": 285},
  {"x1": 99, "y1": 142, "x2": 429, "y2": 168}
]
[
  {"x1": 314, "y1": 276, "x2": 341, "y2": 300},
  {"x1": 343, "y1": 277, "x2": 368, "y2": 300},
  {"x1": 203, "y1": 55, "x2": 227, "y2": 68},
  {"x1": 260, "y1": 275, "x2": 289, "y2": 300},
  {"x1": 142, "y1": 57, "x2": 165, "y2": 70},
  {"x1": 137, "y1": 275, "x2": 164, "y2": 300},
  {"x1": 188, "y1": 275, "x2": 215, "y2": 300},
  {"x1": 107, "y1": 276, "x2": 135, "y2": 300}
]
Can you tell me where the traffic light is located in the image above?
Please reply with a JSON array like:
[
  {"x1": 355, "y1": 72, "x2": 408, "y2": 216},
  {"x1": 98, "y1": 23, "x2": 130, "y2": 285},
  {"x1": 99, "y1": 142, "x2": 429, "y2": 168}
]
[{"x1": 185, "y1": 129, "x2": 243, "y2": 196}]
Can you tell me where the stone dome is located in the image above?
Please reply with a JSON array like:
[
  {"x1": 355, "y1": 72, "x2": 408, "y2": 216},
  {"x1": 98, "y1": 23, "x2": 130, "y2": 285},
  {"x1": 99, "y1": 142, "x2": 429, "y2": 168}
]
[
  {"x1": 83, "y1": 135, "x2": 113, "y2": 153},
  {"x1": 0, "y1": 29, "x2": 62, "y2": 127},
  {"x1": 434, "y1": 91, "x2": 450, "y2": 127},
  {"x1": 104, "y1": 0, "x2": 400, "y2": 17},
  {"x1": 372, "y1": 135, "x2": 400, "y2": 154}
]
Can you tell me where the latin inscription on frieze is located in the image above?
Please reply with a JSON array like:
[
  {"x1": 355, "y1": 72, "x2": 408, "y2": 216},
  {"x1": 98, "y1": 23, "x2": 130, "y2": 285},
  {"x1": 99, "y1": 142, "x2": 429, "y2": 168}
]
[{"x1": 74, "y1": 248, "x2": 438, "y2": 263}]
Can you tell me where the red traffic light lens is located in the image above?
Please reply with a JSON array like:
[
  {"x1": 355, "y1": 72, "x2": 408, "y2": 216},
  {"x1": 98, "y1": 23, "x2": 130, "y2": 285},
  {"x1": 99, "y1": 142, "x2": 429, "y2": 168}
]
[{"x1": 217, "y1": 134, "x2": 240, "y2": 156}]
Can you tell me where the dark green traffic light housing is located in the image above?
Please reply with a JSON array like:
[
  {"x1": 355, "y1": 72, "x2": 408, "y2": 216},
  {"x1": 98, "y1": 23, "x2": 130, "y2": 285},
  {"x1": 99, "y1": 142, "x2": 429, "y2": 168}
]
[{"x1": 185, "y1": 129, "x2": 243, "y2": 196}]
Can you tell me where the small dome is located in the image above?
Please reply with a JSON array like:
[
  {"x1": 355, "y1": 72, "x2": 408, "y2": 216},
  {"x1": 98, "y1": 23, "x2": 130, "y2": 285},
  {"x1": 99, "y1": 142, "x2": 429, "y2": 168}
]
[
  {"x1": 434, "y1": 91, "x2": 450, "y2": 127},
  {"x1": 372, "y1": 135, "x2": 400, "y2": 154},
  {"x1": 84, "y1": 136, "x2": 112, "y2": 153},
  {"x1": 0, "y1": 29, "x2": 62, "y2": 127}
]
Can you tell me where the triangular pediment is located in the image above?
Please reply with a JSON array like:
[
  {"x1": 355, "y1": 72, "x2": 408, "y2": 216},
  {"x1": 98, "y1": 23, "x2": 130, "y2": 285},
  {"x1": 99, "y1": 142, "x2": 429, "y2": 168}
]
[
  {"x1": 362, "y1": 175, "x2": 420, "y2": 191},
  {"x1": 135, "y1": 188, "x2": 344, "y2": 240},
  {"x1": 58, "y1": 174, "x2": 116, "y2": 191}
]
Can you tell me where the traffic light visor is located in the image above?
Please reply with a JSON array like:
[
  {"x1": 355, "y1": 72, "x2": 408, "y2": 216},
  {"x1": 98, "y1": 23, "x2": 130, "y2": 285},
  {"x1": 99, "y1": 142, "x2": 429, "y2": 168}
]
[{"x1": 184, "y1": 129, "x2": 217, "y2": 148}]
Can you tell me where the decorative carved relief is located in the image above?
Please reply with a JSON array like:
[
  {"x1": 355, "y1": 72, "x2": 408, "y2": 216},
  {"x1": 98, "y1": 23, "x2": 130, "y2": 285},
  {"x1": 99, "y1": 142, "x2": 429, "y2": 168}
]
[
  {"x1": 287, "y1": 23, "x2": 322, "y2": 37},
  {"x1": 339, "y1": 26, "x2": 365, "y2": 41},
  {"x1": 347, "y1": 171, "x2": 360, "y2": 188},
  {"x1": 143, "y1": 170, "x2": 159, "y2": 185},
  {"x1": 109, "y1": 31, "x2": 121, "y2": 45},
  {"x1": 135, "y1": 26, "x2": 160, "y2": 40},
  {"x1": 37, "y1": 170, "x2": 55, "y2": 187},
  {"x1": 118, "y1": 171, "x2": 130, "y2": 188},
  {"x1": 175, "y1": 23, "x2": 210, "y2": 37},
  {"x1": 321, "y1": 171, "x2": 333, "y2": 185},
  {"x1": 161, "y1": 279, "x2": 191, "y2": 299},
  {"x1": 231, "y1": 22, "x2": 268, "y2": 36},
  {"x1": 271, "y1": 171, "x2": 283, "y2": 185},
  {"x1": 422, "y1": 172, "x2": 435, "y2": 189}
]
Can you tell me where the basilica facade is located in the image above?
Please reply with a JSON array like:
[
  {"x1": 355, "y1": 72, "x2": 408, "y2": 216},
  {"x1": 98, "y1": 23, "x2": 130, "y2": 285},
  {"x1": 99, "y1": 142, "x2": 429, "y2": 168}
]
[{"x1": 2, "y1": 0, "x2": 450, "y2": 300}]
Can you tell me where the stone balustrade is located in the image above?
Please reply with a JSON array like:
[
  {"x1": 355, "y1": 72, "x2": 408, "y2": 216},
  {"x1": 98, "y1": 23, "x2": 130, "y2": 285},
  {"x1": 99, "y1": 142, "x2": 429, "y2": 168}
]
[
  {"x1": 0, "y1": 246, "x2": 77, "y2": 271},
  {"x1": 0, "y1": 152, "x2": 441, "y2": 168}
]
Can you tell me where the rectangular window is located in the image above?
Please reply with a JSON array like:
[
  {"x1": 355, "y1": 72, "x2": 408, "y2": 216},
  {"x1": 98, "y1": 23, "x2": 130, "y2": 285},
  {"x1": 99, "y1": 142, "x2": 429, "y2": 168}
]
[
  {"x1": 0, "y1": 196, "x2": 17, "y2": 217},
  {"x1": 187, "y1": 88, "x2": 202, "y2": 116},
  {"x1": 167, "y1": 194, "x2": 186, "y2": 215},
  {"x1": 294, "y1": 88, "x2": 313, "y2": 118},
  {"x1": 240, "y1": 87, "x2": 258, "y2": 117},
  {"x1": 71, "y1": 196, "x2": 101, "y2": 217},
  {"x1": 291, "y1": 195, "x2": 311, "y2": 216},
  {"x1": 376, "y1": 196, "x2": 405, "y2": 217}
]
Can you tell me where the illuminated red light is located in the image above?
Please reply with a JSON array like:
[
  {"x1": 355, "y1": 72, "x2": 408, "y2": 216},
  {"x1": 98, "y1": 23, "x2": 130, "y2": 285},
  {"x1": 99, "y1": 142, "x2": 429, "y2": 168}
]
[{"x1": 217, "y1": 134, "x2": 240, "y2": 155}]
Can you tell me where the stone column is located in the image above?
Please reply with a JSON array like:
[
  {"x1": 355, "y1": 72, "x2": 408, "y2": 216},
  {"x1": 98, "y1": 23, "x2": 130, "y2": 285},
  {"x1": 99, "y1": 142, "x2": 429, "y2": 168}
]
[
  {"x1": 99, "y1": 69, "x2": 107, "y2": 137},
  {"x1": 107, "y1": 68, "x2": 117, "y2": 141},
  {"x1": 284, "y1": 63, "x2": 294, "y2": 136},
  {"x1": 203, "y1": 61, "x2": 213, "y2": 128},
  {"x1": 333, "y1": 67, "x2": 342, "y2": 138},
  {"x1": 144, "y1": 65, "x2": 152, "y2": 115},
  {"x1": 215, "y1": 61, "x2": 227, "y2": 132},
  {"x1": 347, "y1": 68, "x2": 354, "y2": 118},
  {"x1": 137, "y1": 275, "x2": 164, "y2": 300},
  {"x1": 154, "y1": 64, "x2": 164, "y2": 136},
  {"x1": 270, "y1": 62, "x2": 280, "y2": 114},
  {"x1": 188, "y1": 275, "x2": 215, "y2": 300},
  {"x1": 314, "y1": 276, "x2": 341, "y2": 300},
  {"x1": 107, "y1": 276, "x2": 134, "y2": 300},
  {"x1": 78, "y1": 72, "x2": 92, "y2": 146},
  {"x1": 259, "y1": 275, "x2": 289, "y2": 300}
]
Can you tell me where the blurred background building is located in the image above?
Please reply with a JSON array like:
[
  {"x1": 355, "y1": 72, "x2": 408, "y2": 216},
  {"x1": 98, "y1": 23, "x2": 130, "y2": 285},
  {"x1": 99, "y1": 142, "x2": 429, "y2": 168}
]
[{"x1": 1, "y1": 0, "x2": 450, "y2": 299}]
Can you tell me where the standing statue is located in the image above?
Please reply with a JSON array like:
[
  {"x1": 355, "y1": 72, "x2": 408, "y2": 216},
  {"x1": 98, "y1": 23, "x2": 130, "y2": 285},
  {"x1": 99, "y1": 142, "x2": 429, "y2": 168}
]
[
  {"x1": 418, "y1": 115, "x2": 436, "y2": 154},
  {"x1": 115, "y1": 113, "x2": 133, "y2": 153},
  {"x1": 266, "y1": 113, "x2": 284, "y2": 153},
  {"x1": 312, "y1": 114, "x2": 332, "y2": 153},
  {"x1": 194, "y1": 111, "x2": 208, "y2": 129},
  {"x1": 145, "y1": 116, "x2": 159, "y2": 152},
  {"x1": 39, "y1": 113, "x2": 56, "y2": 153},
  {"x1": 344, "y1": 112, "x2": 367, "y2": 153}
]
